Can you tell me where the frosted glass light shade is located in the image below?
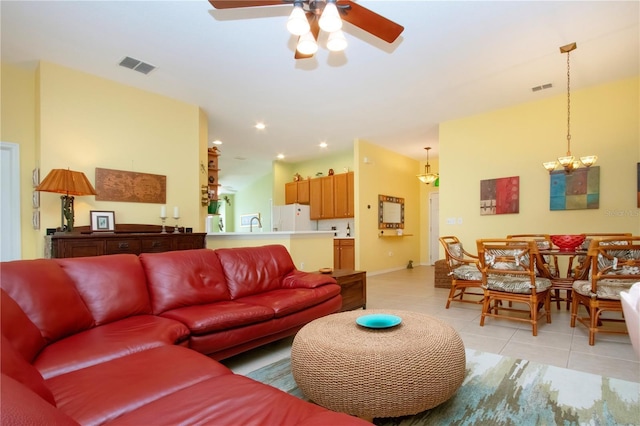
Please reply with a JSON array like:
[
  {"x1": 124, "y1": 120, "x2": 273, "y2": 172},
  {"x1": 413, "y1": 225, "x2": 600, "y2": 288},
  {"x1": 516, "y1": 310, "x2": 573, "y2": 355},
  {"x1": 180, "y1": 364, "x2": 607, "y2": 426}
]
[
  {"x1": 287, "y1": 5, "x2": 309, "y2": 36},
  {"x1": 319, "y1": 1, "x2": 342, "y2": 32},
  {"x1": 580, "y1": 155, "x2": 597, "y2": 167},
  {"x1": 327, "y1": 30, "x2": 347, "y2": 52},
  {"x1": 297, "y1": 31, "x2": 318, "y2": 55},
  {"x1": 557, "y1": 155, "x2": 575, "y2": 167}
]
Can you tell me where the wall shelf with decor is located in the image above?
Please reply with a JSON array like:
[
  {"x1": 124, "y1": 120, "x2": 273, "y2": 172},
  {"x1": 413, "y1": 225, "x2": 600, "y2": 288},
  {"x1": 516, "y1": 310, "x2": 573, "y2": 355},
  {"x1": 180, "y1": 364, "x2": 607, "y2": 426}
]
[
  {"x1": 378, "y1": 233, "x2": 413, "y2": 238},
  {"x1": 205, "y1": 148, "x2": 221, "y2": 208}
]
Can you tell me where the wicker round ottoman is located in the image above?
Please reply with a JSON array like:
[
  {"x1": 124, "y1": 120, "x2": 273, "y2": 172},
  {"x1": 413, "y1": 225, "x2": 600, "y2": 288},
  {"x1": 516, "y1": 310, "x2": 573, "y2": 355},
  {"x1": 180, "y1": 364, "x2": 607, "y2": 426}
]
[{"x1": 291, "y1": 309, "x2": 466, "y2": 420}]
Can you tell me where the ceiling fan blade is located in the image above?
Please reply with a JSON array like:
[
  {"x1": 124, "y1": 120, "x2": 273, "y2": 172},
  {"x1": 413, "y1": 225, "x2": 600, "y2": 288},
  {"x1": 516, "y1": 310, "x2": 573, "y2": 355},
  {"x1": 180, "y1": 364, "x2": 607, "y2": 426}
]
[
  {"x1": 338, "y1": 0, "x2": 404, "y2": 43},
  {"x1": 209, "y1": 0, "x2": 284, "y2": 9},
  {"x1": 295, "y1": 12, "x2": 320, "y2": 60}
]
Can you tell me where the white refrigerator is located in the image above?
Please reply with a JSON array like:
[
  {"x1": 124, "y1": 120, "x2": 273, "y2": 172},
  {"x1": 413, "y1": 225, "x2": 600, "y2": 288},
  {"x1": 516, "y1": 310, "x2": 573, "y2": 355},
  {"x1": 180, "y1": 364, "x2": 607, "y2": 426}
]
[{"x1": 271, "y1": 204, "x2": 316, "y2": 232}]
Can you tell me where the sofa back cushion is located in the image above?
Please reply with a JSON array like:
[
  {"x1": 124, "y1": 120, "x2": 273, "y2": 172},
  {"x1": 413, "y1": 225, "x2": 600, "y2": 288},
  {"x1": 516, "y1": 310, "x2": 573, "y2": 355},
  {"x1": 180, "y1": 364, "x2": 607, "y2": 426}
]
[
  {"x1": 140, "y1": 249, "x2": 230, "y2": 314},
  {"x1": 1, "y1": 259, "x2": 94, "y2": 344},
  {"x1": 1, "y1": 375, "x2": 79, "y2": 426},
  {"x1": 0, "y1": 335, "x2": 55, "y2": 406},
  {"x1": 216, "y1": 245, "x2": 296, "y2": 299},
  {"x1": 56, "y1": 254, "x2": 152, "y2": 325},
  {"x1": 1, "y1": 289, "x2": 45, "y2": 363}
]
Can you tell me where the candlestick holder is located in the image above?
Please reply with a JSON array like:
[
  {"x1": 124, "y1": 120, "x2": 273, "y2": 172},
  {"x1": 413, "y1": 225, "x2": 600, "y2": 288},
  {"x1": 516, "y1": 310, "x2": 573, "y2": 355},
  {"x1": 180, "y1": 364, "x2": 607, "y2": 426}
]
[
  {"x1": 173, "y1": 216, "x2": 180, "y2": 233},
  {"x1": 160, "y1": 216, "x2": 168, "y2": 234}
]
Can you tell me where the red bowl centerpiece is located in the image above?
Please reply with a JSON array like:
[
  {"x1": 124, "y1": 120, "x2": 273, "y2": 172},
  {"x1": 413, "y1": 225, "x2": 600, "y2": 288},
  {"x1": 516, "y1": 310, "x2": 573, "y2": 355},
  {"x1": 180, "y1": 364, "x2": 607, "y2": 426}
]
[{"x1": 550, "y1": 234, "x2": 586, "y2": 252}]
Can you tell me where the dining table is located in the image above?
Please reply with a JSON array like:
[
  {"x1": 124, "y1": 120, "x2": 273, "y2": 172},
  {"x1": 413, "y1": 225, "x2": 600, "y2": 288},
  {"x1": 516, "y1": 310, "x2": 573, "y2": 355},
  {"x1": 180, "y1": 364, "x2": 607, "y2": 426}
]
[{"x1": 539, "y1": 248, "x2": 588, "y2": 310}]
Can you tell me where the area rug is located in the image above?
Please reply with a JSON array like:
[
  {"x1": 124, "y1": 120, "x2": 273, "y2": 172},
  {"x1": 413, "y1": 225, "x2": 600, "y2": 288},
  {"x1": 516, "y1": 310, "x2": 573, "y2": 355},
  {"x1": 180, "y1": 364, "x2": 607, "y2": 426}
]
[{"x1": 246, "y1": 349, "x2": 639, "y2": 425}]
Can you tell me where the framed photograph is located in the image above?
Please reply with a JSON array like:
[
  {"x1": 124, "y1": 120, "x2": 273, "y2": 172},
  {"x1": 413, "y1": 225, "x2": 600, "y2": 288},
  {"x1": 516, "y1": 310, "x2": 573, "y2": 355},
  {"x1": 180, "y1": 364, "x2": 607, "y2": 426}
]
[
  {"x1": 32, "y1": 211, "x2": 40, "y2": 230},
  {"x1": 32, "y1": 168, "x2": 40, "y2": 188},
  {"x1": 32, "y1": 191, "x2": 40, "y2": 208},
  {"x1": 90, "y1": 210, "x2": 116, "y2": 232},
  {"x1": 240, "y1": 213, "x2": 260, "y2": 227}
]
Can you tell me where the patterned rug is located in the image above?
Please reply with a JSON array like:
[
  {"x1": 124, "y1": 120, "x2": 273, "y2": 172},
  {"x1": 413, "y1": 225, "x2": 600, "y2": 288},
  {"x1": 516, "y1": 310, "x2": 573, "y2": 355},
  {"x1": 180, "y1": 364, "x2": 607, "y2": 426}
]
[{"x1": 246, "y1": 349, "x2": 639, "y2": 425}]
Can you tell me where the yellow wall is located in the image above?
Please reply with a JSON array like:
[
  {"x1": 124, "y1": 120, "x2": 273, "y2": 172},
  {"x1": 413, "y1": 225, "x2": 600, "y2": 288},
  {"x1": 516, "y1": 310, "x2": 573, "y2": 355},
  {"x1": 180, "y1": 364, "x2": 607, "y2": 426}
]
[
  {"x1": 1, "y1": 64, "x2": 39, "y2": 259},
  {"x1": 440, "y1": 76, "x2": 640, "y2": 252},
  {"x1": 355, "y1": 140, "x2": 422, "y2": 273},
  {"x1": 5, "y1": 61, "x2": 206, "y2": 258}
]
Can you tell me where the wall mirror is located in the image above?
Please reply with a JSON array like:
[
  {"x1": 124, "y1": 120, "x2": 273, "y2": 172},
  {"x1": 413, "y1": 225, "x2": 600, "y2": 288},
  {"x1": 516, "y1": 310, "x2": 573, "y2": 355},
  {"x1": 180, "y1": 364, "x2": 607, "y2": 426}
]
[{"x1": 378, "y1": 195, "x2": 404, "y2": 229}]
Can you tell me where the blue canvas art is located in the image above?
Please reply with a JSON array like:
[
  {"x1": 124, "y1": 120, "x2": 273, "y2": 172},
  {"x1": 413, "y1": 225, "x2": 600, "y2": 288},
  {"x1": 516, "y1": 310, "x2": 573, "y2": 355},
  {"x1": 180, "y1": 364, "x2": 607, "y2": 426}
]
[{"x1": 550, "y1": 166, "x2": 600, "y2": 210}]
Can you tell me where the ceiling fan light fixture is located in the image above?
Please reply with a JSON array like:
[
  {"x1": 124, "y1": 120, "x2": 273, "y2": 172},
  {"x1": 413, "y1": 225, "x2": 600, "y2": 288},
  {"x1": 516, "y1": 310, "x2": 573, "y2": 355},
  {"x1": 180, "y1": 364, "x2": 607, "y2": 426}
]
[
  {"x1": 297, "y1": 30, "x2": 318, "y2": 55},
  {"x1": 318, "y1": 1, "x2": 342, "y2": 33},
  {"x1": 287, "y1": 4, "x2": 309, "y2": 36},
  {"x1": 326, "y1": 30, "x2": 347, "y2": 52}
]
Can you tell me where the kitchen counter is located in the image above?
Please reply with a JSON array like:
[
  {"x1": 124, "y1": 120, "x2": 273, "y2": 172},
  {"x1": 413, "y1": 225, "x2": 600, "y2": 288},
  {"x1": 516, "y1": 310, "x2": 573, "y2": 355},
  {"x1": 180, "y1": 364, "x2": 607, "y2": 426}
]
[{"x1": 206, "y1": 231, "x2": 334, "y2": 272}]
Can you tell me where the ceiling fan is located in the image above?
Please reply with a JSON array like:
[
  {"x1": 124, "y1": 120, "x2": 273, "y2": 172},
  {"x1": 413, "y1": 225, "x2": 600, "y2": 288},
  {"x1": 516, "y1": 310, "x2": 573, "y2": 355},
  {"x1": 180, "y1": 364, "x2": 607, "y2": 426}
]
[{"x1": 208, "y1": 0, "x2": 404, "y2": 59}]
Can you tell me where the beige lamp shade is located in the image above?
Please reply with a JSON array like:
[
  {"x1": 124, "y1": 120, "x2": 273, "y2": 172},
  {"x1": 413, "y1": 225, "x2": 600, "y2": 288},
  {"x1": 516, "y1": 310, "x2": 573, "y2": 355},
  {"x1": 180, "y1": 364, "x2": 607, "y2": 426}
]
[{"x1": 36, "y1": 169, "x2": 97, "y2": 196}]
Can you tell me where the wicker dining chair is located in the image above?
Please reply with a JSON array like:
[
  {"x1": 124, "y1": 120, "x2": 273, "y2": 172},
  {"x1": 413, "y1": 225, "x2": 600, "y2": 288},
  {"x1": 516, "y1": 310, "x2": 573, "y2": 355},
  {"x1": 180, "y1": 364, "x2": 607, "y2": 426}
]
[
  {"x1": 439, "y1": 236, "x2": 483, "y2": 309},
  {"x1": 571, "y1": 236, "x2": 640, "y2": 345},
  {"x1": 476, "y1": 238, "x2": 552, "y2": 336}
]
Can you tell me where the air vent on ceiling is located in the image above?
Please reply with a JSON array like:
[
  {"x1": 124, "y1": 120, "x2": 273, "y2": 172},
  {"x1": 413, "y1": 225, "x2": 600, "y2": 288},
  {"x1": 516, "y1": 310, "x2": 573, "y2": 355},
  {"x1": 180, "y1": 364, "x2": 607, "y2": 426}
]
[
  {"x1": 531, "y1": 83, "x2": 553, "y2": 92},
  {"x1": 118, "y1": 56, "x2": 156, "y2": 75}
]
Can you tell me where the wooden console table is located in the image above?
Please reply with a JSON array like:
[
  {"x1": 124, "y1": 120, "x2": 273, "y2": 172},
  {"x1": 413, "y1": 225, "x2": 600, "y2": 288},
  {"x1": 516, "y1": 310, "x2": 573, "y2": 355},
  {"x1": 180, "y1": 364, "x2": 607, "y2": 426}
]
[
  {"x1": 46, "y1": 224, "x2": 206, "y2": 259},
  {"x1": 321, "y1": 269, "x2": 367, "y2": 312}
]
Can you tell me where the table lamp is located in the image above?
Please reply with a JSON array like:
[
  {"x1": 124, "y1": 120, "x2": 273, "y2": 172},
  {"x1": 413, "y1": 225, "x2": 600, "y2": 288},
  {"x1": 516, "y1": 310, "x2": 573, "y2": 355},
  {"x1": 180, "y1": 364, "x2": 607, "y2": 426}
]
[{"x1": 36, "y1": 168, "x2": 97, "y2": 232}]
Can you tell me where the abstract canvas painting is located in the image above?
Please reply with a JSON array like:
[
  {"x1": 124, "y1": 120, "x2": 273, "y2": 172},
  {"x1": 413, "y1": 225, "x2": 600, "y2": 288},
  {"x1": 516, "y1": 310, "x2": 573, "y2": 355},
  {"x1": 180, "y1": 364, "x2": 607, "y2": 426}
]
[
  {"x1": 550, "y1": 166, "x2": 600, "y2": 210},
  {"x1": 480, "y1": 176, "x2": 519, "y2": 215}
]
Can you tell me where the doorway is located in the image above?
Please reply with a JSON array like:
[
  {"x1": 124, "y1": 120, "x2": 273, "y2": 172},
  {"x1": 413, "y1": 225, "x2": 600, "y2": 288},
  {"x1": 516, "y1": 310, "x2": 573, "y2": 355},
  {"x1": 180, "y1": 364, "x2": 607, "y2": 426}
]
[
  {"x1": 1, "y1": 142, "x2": 22, "y2": 261},
  {"x1": 428, "y1": 192, "x2": 439, "y2": 265}
]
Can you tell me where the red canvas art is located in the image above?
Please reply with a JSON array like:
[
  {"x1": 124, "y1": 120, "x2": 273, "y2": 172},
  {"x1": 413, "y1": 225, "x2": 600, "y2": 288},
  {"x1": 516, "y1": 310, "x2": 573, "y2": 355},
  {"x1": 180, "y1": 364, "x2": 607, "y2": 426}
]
[{"x1": 480, "y1": 176, "x2": 520, "y2": 215}]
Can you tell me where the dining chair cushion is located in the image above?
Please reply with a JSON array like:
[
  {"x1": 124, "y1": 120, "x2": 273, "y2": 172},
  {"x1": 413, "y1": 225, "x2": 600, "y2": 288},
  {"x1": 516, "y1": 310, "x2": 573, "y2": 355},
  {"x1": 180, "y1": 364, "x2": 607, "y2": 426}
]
[
  {"x1": 450, "y1": 264, "x2": 482, "y2": 281},
  {"x1": 572, "y1": 279, "x2": 636, "y2": 300},
  {"x1": 483, "y1": 276, "x2": 551, "y2": 294},
  {"x1": 483, "y1": 249, "x2": 531, "y2": 270},
  {"x1": 447, "y1": 243, "x2": 463, "y2": 265}
]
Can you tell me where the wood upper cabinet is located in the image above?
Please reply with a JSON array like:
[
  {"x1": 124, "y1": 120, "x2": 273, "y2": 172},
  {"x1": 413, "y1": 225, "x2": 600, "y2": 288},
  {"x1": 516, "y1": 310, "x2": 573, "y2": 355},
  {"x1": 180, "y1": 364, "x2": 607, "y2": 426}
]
[
  {"x1": 310, "y1": 176, "x2": 335, "y2": 220},
  {"x1": 285, "y1": 180, "x2": 310, "y2": 205},
  {"x1": 334, "y1": 171, "x2": 354, "y2": 218}
]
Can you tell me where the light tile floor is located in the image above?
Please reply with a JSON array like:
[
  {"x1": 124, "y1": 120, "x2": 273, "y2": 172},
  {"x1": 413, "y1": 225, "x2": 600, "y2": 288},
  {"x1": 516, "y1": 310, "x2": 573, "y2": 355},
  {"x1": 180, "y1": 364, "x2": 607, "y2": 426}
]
[{"x1": 221, "y1": 266, "x2": 639, "y2": 383}]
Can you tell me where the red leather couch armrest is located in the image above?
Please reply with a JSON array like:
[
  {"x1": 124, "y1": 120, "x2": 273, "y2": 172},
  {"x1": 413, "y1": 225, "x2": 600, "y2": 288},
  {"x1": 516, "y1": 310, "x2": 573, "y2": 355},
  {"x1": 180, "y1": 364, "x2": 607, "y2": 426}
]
[{"x1": 282, "y1": 270, "x2": 337, "y2": 289}]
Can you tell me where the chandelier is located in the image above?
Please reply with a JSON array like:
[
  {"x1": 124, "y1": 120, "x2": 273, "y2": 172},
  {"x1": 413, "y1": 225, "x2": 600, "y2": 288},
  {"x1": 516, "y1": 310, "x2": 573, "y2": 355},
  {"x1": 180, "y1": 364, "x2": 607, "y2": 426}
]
[
  {"x1": 287, "y1": 0, "x2": 347, "y2": 54},
  {"x1": 543, "y1": 42, "x2": 597, "y2": 174},
  {"x1": 417, "y1": 147, "x2": 439, "y2": 184}
]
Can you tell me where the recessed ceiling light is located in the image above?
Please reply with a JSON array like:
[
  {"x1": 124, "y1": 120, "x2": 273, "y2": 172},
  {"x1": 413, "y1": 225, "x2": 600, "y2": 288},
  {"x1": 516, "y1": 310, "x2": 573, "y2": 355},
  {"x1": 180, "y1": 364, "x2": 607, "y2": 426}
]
[
  {"x1": 277, "y1": 154, "x2": 285, "y2": 160},
  {"x1": 319, "y1": 142, "x2": 328, "y2": 148},
  {"x1": 255, "y1": 122, "x2": 266, "y2": 130},
  {"x1": 212, "y1": 140, "x2": 222, "y2": 145}
]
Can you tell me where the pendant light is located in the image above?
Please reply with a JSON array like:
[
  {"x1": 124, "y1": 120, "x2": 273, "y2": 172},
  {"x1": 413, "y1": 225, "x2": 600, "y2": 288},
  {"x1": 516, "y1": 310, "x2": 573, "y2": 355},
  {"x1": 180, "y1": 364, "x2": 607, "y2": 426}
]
[{"x1": 417, "y1": 147, "x2": 439, "y2": 184}]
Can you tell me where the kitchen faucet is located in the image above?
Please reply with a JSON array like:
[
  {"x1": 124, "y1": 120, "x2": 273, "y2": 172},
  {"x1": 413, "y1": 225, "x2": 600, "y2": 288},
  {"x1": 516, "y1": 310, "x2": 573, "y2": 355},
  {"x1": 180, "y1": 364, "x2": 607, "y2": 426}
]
[{"x1": 250, "y1": 216, "x2": 262, "y2": 232}]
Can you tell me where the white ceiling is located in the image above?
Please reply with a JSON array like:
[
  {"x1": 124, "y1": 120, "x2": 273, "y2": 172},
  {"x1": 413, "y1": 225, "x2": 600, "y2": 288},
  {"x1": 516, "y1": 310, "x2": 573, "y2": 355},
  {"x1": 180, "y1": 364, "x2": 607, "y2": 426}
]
[{"x1": 2, "y1": 1, "x2": 638, "y2": 193}]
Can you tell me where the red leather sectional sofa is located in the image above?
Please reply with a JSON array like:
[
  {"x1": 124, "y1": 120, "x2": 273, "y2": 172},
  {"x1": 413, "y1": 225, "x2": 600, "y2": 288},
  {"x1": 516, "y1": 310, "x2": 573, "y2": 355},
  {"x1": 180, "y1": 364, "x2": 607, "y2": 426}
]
[{"x1": 1, "y1": 245, "x2": 368, "y2": 425}]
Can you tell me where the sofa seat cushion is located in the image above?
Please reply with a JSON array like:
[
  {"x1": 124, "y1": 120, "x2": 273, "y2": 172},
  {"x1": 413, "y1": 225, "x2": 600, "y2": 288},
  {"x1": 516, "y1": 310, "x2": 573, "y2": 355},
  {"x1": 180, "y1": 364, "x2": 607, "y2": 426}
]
[
  {"x1": 189, "y1": 296, "x2": 342, "y2": 356},
  {"x1": 35, "y1": 315, "x2": 190, "y2": 379},
  {"x1": 237, "y1": 285, "x2": 341, "y2": 318},
  {"x1": 46, "y1": 345, "x2": 232, "y2": 426},
  {"x1": 160, "y1": 301, "x2": 274, "y2": 335},
  {"x1": 572, "y1": 279, "x2": 636, "y2": 300},
  {"x1": 106, "y1": 372, "x2": 369, "y2": 426}
]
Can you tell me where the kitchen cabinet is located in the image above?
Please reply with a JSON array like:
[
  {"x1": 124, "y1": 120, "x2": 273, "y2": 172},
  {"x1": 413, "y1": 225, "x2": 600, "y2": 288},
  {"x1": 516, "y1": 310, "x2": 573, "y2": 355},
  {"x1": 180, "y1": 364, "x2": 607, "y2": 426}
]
[
  {"x1": 285, "y1": 180, "x2": 310, "y2": 205},
  {"x1": 334, "y1": 238, "x2": 355, "y2": 270},
  {"x1": 333, "y1": 171, "x2": 354, "y2": 218},
  {"x1": 310, "y1": 176, "x2": 335, "y2": 220}
]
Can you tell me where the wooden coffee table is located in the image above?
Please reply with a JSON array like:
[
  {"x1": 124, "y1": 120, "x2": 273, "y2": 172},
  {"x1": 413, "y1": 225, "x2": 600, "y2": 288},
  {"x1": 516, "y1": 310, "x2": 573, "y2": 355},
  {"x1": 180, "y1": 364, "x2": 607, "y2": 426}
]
[{"x1": 291, "y1": 309, "x2": 466, "y2": 421}]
